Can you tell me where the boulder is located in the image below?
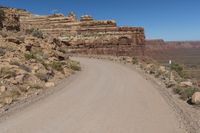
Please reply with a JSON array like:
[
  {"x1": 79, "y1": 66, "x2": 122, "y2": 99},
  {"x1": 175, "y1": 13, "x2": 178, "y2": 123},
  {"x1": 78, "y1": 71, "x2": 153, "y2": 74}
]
[
  {"x1": 191, "y1": 92, "x2": 200, "y2": 105},
  {"x1": 179, "y1": 81, "x2": 193, "y2": 88},
  {"x1": 45, "y1": 82, "x2": 55, "y2": 88},
  {"x1": 159, "y1": 66, "x2": 166, "y2": 73},
  {"x1": 4, "y1": 97, "x2": 13, "y2": 104}
]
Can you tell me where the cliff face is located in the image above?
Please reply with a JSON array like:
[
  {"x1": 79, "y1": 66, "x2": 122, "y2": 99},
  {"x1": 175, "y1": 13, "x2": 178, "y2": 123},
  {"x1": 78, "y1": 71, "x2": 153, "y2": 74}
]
[
  {"x1": 20, "y1": 12, "x2": 145, "y2": 55},
  {"x1": 0, "y1": 7, "x2": 23, "y2": 31}
]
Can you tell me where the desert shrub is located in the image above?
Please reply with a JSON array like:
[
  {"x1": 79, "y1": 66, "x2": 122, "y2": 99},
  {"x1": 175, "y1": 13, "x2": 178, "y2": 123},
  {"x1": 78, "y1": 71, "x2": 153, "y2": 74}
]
[
  {"x1": 24, "y1": 53, "x2": 35, "y2": 60},
  {"x1": 35, "y1": 73, "x2": 49, "y2": 82},
  {"x1": 32, "y1": 30, "x2": 43, "y2": 38},
  {"x1": 68, "y1": 61, "x2": 81, "y2": 71},
  {"x1": 24, "y1": 50, "x2": 47, "y2": 69},
  {"x1": 132, "y1": 56, "x2": 138, "y2": 64},
  {"x1": 25, "y1": 28, "x2": 34, "y2": 34},
  {"x1": 0, "y1": 48, "x2": 6, "y2": 56},
  {"x1": 0, "y1": 67, "x2": 16, "y2": 78},
  {"x1": 49, "y1": 61, "x2": 63, "y2": 71},
  {"x1": 171, "y1": 62, "x2": 188, "y2": 79},
  {"x1": 174, "y1": 87, "x2": 199, "y2": 100},
  {"x1": 31, "y1": 47, "x2": 43, "y2": 57},
  {"x1": 25, "y1": 28, "x2": 43, "y2": 38}
]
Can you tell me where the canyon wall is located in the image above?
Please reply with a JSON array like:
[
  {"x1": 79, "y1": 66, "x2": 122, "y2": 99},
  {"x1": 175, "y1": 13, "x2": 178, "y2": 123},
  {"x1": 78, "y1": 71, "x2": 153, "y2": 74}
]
[{"x1": 20, "y1": 12, "x2": 145, "y2": 55}]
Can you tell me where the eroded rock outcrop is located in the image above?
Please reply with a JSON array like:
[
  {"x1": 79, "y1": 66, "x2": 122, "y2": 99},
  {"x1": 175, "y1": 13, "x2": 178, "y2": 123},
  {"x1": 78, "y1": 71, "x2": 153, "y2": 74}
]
[
  {"x1": 20, "y1": 12, "x2": 145, "y2": 55},
  {"x1": 0, "y1": 7, "x2": 21, "y2": 31}
]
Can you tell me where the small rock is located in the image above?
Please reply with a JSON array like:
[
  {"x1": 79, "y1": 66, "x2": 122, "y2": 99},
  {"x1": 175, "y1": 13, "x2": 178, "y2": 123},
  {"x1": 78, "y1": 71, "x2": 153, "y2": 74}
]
[
  {"x1": 0, "y1": 103, "x2": 4, "y2": 108},
  {"x1": 45, "y1": 82, "x2": 55, "y2": 88},
  {"x1": 15, "y1": 74, "x2": 25, "y2": 84},
  {"x1": 10, "y1": 79, "x2": 18, "y2": 85},
  {"x1": 191, "y1": 92, "x2": 200, "y2": 105},
  {"x1": 126, "y1": 57, "x2": 132, "y2": 63},
  {"x1": 0, "y1": 86, "x2": 7, "y2": 92},
  {"x1": 159, "y1": 66, "x2": 166, "y2": 73},
  {"x1": 180, "y1": 81, "x2": 193, "y2": 87},
  {"x1": 166, "y1": 80, "x2": 177, "y2": 88},
  {"x1": 4, "y1": 97, "x2": 13, "y2": 104}
]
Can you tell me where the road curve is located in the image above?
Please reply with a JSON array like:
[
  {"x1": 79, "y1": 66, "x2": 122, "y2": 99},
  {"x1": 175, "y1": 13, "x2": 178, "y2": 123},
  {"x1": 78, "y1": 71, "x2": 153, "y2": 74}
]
[{"x1": 0, "y1": 58, "x2": 185, "y2": 133}]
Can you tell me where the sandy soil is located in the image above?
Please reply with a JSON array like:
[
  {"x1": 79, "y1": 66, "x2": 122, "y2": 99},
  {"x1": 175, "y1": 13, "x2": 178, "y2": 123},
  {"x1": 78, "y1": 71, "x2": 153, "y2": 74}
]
[{"x1": 0, "y1": 57, "x2": 187, "y2": 133}]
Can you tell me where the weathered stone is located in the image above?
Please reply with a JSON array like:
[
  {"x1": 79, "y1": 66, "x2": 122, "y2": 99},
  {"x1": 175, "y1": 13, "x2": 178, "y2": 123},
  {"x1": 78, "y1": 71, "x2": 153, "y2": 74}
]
[
  {"x1": 0, "y1": 103, "x2": 4, "y2": 108},
  {"x1": 6, "y1": 37, "x2": 21, "y2": 44},
  {"x1": 20, "y1": 12, "x2": 145, "y2": 56},
  {"x1": 0, "y1": 86, "x2": 7, "y2": 92},
  {"x1": 0, "y1": 8, "x2": 20, "y2": 31},
  {"x1": 165, "y1": 80, "x2": 177, "y2": 88},
  {"x1": 15, "y1": 74, "x2": 25, "y2": 84},
  {"x1": 191, "y1": 92, "x2": 200, "y2": 105},
  {"x1": 179, "y1": 81, "x2": 193, "y2": 88},
  {"x1": 45, "y1": 82, "x2": 55, "y2": 88},
  {"x1": 159, "y1": 66, "x2": 166, "y2": 73},
  {"x1": 4, "y1": 97, "x2": 13, "y2": 104}
]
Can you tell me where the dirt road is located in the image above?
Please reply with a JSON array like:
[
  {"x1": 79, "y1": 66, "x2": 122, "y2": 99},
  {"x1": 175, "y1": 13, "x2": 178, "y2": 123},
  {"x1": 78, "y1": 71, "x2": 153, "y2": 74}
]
[{"x1": 0, "y1": 58, "x2": 186, "y2": 133}]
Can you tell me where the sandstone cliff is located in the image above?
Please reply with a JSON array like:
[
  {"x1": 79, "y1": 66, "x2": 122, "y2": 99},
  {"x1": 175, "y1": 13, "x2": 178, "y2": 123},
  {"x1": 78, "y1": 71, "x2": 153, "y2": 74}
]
[{"x1": 0, "y1": 7, "x2": 80, "y2": 110}]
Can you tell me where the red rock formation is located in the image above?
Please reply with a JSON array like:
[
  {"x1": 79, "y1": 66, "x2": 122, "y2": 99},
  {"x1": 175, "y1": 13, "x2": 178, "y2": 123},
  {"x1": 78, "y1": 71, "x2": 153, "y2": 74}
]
[{"x1": 20, "y1": 12, "x2": 145, "y2": 55}]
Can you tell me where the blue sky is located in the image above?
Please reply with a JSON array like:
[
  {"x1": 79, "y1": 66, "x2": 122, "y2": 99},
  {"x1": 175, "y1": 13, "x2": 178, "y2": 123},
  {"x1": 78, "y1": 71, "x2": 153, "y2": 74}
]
[{"x1": 1, "y1": 0, "x2": 200, "y2": 41}]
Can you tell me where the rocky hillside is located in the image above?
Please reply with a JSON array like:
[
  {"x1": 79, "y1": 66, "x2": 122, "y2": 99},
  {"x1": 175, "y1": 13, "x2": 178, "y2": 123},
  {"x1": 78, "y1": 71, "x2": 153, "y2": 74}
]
[{"x1": 0, "y1": 7, "x2": 80, "y2": 109}]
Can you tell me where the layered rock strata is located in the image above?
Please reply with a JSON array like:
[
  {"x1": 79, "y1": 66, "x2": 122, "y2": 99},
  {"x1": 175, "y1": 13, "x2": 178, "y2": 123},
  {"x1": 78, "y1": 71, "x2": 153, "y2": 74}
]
[{"x1": 20, "y1": 12, "x2": 145, "y2": 55}]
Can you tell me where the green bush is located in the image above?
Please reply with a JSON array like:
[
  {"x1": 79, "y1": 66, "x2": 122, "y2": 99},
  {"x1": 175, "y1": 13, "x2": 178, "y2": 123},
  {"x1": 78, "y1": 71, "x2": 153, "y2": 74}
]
[
  {"x1": 49, "y1": 61, "x2": 63, "y2": 71},
  {"x1": 24, "y1": 53, "x2": 35, "y2": 60},
  {"x1": 25, "y1": 28, "x2": 34, "y2": 34},
  {"x1": 132, "y1": 56, "x2": 138, "y2": 64},
  {"x1": 174, "y1": 87, "x2": 199, "y2": 100},
  {"x1": 171, "y1": 62, "x2": 188, "y2": 79},
  {"x1": 68, "y1": 61, "x2": 81, "y2": 71},
  {"x1": 25, "y1": 28, "x2": 43, "y2": 38},
  {"x1": 32, "y1": 30, "x2": 43, "y2": 38}
]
